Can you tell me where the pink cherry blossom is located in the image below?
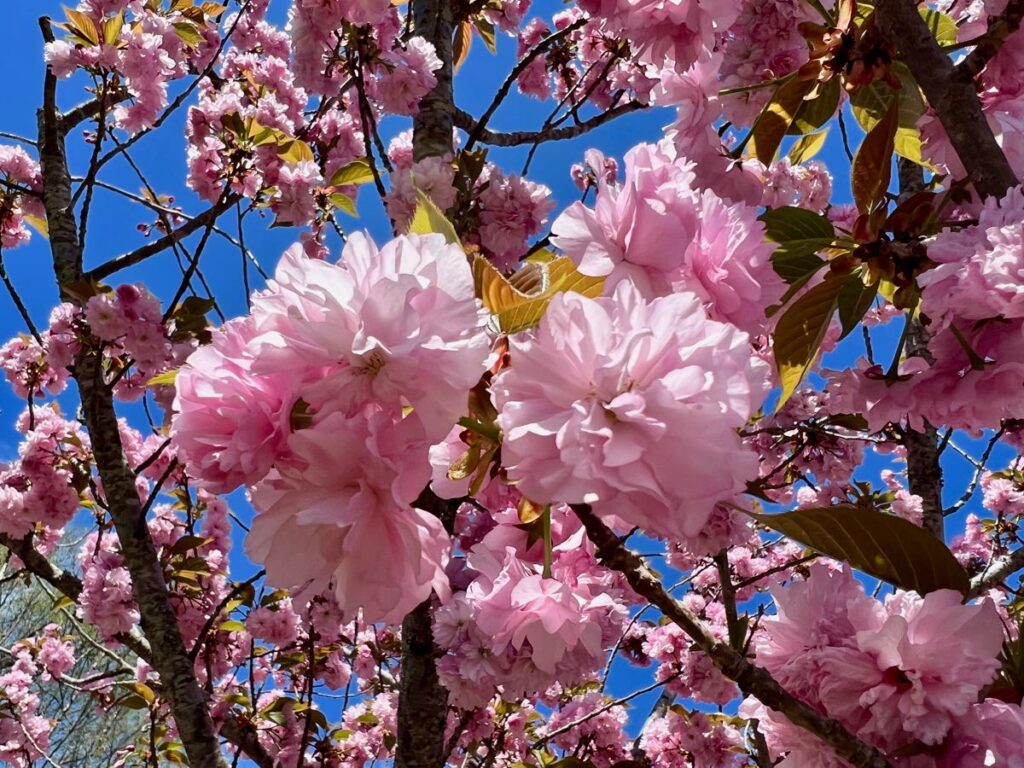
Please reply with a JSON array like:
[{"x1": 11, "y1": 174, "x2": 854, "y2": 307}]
[
  {"x1": 493, "y1": 280, "x2": 768, "y2": 540},
  {"x1": 246, "y1": 410, "x2": 450, "y2": 624}
]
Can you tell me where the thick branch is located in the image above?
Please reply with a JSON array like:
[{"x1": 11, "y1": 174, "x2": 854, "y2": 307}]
[
  {"x1": 453, "y1": 101, "x2": 646, "y2": 147},
  {"x1": 1, "y1": 532, "x2": 272, "y2": 765},
  {"x1": 895, "y1": 160, "x2": 945, "y2": 540},
  {"x1": 957, "y1": 0, "x2": 1024, "y2": 81},
  {"x1": 60, "y1": 86, "x2": 130, "y2": 132},
  {"x1": 411, "y1": 0, "x2": 455, "y2": 162},
  {"x1": 394, "y1": 3, "x2": 457, "y2": 768},
  {"x1": 37, "y1": 19, "x2": 227, "y2": 765},
  {"x1": 874, "y1": 0, "x2": 1018, "y2": 198},
  {"x1": 970, "y1": 547, "x2": 1024, "y2": 597},
  {"x1": 219, "y1": 713, "x2": 275, "y2": 768},
  {"x1": 87, "y1": 194, "x2": 239, "y2": 280},
  {"x1": 572, "y1": 505, "x2": 893, "y2": 768},
  {"x1": 0, "y1": 533, "x2": 84, "y2": 600}
]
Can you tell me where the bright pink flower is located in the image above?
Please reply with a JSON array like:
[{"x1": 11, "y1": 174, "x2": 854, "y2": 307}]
[
  {"x1": 246, "y1": 410, "x2": 449, "y2": 624},
  {"x1": 249, "y1": 233, "x2": 490, "y2": 443},
  {"x1": 552, "y1": 141, "x2": 782, "y2": 334},
  {"x1": 471, "y1": 547, "x2": 609, "y2": 674},
  {"x1": 172, "y1": 317, "x2": 296, "y2": 493},
  {"x1": 373, "y1": 38, "x2": 442, "y2": 115},
  {"x1": 821, "y1": 589, "x2": 1004, "y2": 748},
  {"x1": 493, "y1": 281, "x2": 767, "y2": 540}
]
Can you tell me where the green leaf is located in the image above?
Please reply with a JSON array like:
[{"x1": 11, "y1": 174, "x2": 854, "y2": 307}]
[
  {"x1": 52, "y1": 595, "x2": 76, "y2": 612},
  {"x1": 219, "y1": 620, "x2": 246, "y2": 633},
  {"x1": 788, "y1": 77, "x2": 841, "y2": 135},
  {"x1": 121, "y1": 681, "x2": 157, "y2": 704},
  {"x1": 474, "y1": 17, "x2": 497, "y2": 53},
  {"x1": 473, "y1": 255, "x2": 604, "y2": 335},
  {"x1": 277, "y1": 138, "x2": 315, "y2": 164},
  {"x1": 919, "y1": 7, "x2": 958, "y2": 46},
  {"x1": 772, "y1": 273, "x2": 844, "y2": 407},
  {"x1": 760, "y1": 206, "x2": 834, "y2": 284},
  {"x1": 329, "y1": 192, "x2": 358, "y2": 217},
  {"x1": 749, "y1": 76, "x2": 817, "y2": 164},
  {"x1": 852, "y1": 96, "x2": 899, "y2": 212},
  {"x1": 146, "y1": 368, "x2": 178, "y2": 387},
  {"x1": 168, "y1": 534, "x2": 211, "y2": 555},
  {"x1": 788, "y1": 129, "x2": 829, "y2": 165},
  {"x1": 329, "y1": 158, "x2": 374, "y2": 187},
  {"x1": 408, "y1": 190, "x2": 459, "y2": 244},
  {"x1": 102, "y1": 13, "x2": 124, "y2": 46},
  {"x1": 62, "y1": 7, "x2": 100, "y2": 45},
  {"x1": 751, "y1": 505, "x2": 970, "y2": 596},
  {"x1": 172, "y1": 21, "x2": 204, "y2": 47},
  {"x1": 850, "y1": 62, "x2": 928, "y2": 166},
  {"x1": 836, "y1": 272, "x2": 879, "y2": 340},
  {"x1": 119, "y1": 694, "x2": 151, "y2": 710}
]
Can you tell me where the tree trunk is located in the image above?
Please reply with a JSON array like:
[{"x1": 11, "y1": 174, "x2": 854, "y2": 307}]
[
  {"x1": 37, "y1": 21, "x2": 227, "y2": 766},
  {"x1": 395, "y1": 2, "x2": 456, "y2": 767}
]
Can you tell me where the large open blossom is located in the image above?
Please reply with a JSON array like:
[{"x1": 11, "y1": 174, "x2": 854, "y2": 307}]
[
  {"x1": 248, "y1": 233, "x2": 490, "y2": 442},
  {"x1": 246, "y1": 410, "x2": 449, "y2": 624},
  {"x1": 493, "y1": 280, "x2": 767, "y2": 540},
  {"x1": 552, "y1": 141, "x2": 782, "y2": 335}
]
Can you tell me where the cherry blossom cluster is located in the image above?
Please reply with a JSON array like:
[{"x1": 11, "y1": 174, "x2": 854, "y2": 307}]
[
  {"x1": 0, "y1": 146, "x2": 44, "y2": 250},
  {"x1": 173, "y1": 232, "x2": 491, "y2": 622},
  {"x1": 743, "y1": 565, "x2": 1014, "y2": 765},
  {"x1": 44, "y1": 0, "x2": 223, "y2": 134},
  {"x1": 828, "y1": 186, "x2": 1024, "y2": 431},
  {"x1": 0, "y1": 626, "x2": 75, "y2": 767},
  {"x1": 552, "y1": 142, "x2": 784, "y2": 336},
  {"x1": 433, "y1": 504, "x2": 631, "y2": 707}
]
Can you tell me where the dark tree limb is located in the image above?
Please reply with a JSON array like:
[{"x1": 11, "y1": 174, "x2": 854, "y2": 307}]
[
  {"x1": 37, "y1": 17, "x2": 227, "y2": 767},
  {"x1": 394, "y1": 3, "x2": 458, "y2": 768},
  {"x1": 87, "y1": 194, "x2": 240, "y2": 281},
  {"x1": 453, "y1": 101, "x2": 646, "y2": 148},
  {"x1": 411, "y1": 0, "x2": 455, "y2": 163},
  {"x1": 0, "y1": 533, "x2": 84, "y2": 600},
  {"x1": 572, "y1": 504, "x2": 893, "y2": 768},
  {"x1": 956, "y1": 0, "x2": 1024, "y2": 81},
  {"x1": 874, "y1": 0, "x2": 1018, "y2": 198},
  {"x1": 463, "y1": 18, "x2": 587, "y2": 152},
  {"x1": 894, "y1": 160, "x2": 945, "y2": 539}
]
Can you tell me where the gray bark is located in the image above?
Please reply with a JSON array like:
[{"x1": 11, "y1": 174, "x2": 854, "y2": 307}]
[
  {"x1": 36, "y1": 20, "x2": 228, "y2": 767},
  {"x1": 875, "y1": 0, "x2": 1019, "y2": 199},
  {"x1": 395, "y1": 3, "x2": 457, "y2": 767}
]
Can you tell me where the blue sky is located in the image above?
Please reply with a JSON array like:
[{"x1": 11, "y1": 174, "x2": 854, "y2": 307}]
[{"x1": 0, "y1": 0, "x2": 1006, "y2": 738}]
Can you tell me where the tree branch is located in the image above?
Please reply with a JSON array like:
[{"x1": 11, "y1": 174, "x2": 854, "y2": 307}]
[
  {"x1": 874, "y1": 0, "x2": 1018, "y2": 198},
  {"x1": 463, "y1": 18, "x2": 587, "y2": 152},
  {"x1": 37, "y1": 17, "x2": 227, "y2": 765},
  {"x1": 956, "y1": 0, "x2": 1024, "y2": 81},
  {"x1": 453, "y1": 101, "x2": 646, "y2": 147},
  {"x1": 970, "y1": 547, "x2": 1024, "y2": 597},
  {"x1": 0, "y1": 533, "x2": 84, "y2": 600},
  {"x1": 87, "y1": 194, "x2": 239, "y2": 281},
  {"x1": 572, "y1": 504, "x2": 893, "y2": 768},
  {"x1": 394, "y1": 3, "x2": 458, "y2": 768}
]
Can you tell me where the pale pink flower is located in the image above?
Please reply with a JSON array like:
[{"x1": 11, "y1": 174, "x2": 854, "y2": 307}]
[
  {"x1": 552, "y1": 141, "x2": 782, "y2": 334},
  {"x1": 493, "y1": 281, "x2": 767, "y2": 540},
  {"x1": 172, "y1": 317, "x2": 296, "y2": 493},
  {"x1": 246, "y1": 410, "x2": 449, "y2": 624}
]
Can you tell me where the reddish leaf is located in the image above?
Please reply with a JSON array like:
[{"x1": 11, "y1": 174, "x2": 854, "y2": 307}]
[{"x1": 852, "y1": 97, "x2": 899, "y2": 212}]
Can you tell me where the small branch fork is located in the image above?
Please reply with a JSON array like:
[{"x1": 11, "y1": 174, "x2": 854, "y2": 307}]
[{"x1": 572, "y1": 504, "x2": 894, "y2": 768}]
